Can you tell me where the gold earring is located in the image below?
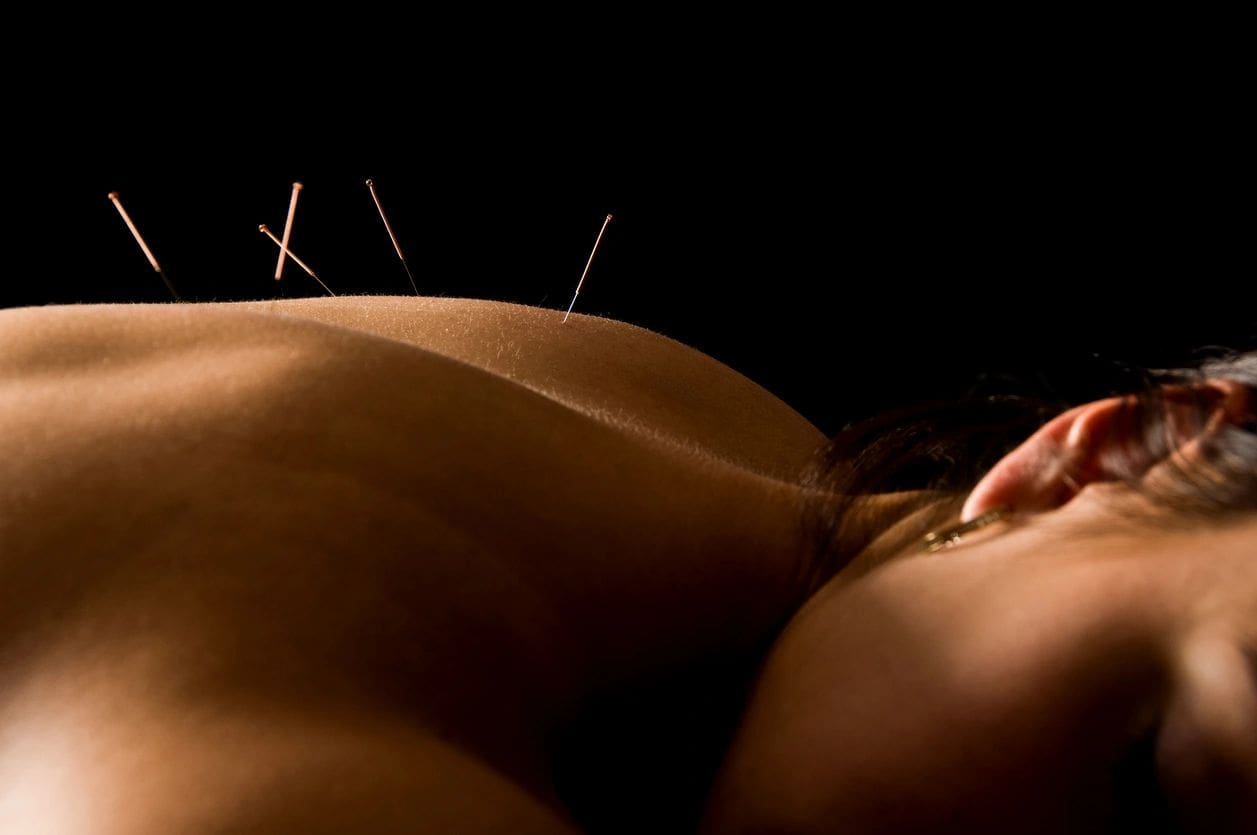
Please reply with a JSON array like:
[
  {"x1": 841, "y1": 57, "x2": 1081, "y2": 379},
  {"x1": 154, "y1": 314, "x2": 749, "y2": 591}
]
[{"x1": 922, "y1": 506, "x2": 1013, "y2": 553}]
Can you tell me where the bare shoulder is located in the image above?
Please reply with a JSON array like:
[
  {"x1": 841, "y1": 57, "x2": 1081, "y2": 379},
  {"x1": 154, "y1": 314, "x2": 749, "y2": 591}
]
[
  {"x1": 239, "y1": 295, "x2": 825, "y2": 474},
  {"x1": 0, "y1": 296, "x2": 823, "y2": 477}
]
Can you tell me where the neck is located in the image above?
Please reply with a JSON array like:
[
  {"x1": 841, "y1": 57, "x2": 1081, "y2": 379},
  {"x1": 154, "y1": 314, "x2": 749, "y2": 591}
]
[
  {"x1": 542, "y1": 478, "x2": 936, "y2": 831},
  {"x1": 541, "y1": 466, "x2": 805, "y2": 832}
]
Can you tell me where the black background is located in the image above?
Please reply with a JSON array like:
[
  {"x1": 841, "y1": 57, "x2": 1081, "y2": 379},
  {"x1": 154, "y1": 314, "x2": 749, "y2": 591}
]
[{"x1": 9, "y1": 56, "x2": 1252, "y2": 437}]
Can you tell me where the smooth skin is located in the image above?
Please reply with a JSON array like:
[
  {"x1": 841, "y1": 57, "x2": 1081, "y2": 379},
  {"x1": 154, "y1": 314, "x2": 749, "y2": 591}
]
[{"x1": 0, "y1": 296, "x2": 853, "y2": 833}]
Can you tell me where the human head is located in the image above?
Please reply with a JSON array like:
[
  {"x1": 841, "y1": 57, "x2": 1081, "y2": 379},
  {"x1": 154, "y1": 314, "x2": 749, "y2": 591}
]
[{"x1": 702, "y1": 351, "x2": 1257, "y2": 833}]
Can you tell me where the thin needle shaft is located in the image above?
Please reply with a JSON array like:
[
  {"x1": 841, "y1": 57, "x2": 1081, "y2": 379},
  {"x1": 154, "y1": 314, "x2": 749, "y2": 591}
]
[
  {"x1": 275, "y1": 182, "x2": 304, "y2": 281},
  {"x1": 365, "y1": 178, "x2": 418, "y2": 295},
  {"x1": 563, "y1": 213, "x2": 613, "y2": 323},
  {"x1": 259, "y1": 224, "x2": 336, "y2": 296},
  {"x1": 107, "y1": 192, "x2": 180, "y2": 301}
]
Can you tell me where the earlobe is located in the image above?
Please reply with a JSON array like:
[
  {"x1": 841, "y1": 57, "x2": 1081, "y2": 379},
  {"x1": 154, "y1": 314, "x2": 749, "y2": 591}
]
[{"x1": 960, "y1": 380, "x2": 1249, "y2": 523}]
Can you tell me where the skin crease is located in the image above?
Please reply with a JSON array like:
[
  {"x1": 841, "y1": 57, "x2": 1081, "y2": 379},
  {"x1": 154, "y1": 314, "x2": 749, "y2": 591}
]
[{"x1": 0, "y1": 296, "x2": 919, "y2": 834}]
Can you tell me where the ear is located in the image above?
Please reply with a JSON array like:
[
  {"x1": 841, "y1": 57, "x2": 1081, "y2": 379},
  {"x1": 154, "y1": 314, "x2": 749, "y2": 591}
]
[{"x1": 961, "y1": 379, "x2": 1249, "y2": 523}]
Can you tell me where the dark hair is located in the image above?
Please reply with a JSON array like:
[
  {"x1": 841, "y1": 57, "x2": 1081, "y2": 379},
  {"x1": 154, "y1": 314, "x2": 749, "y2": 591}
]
[{"x1": 798, "y1": 350, "x2": 1257, "y2": 595}]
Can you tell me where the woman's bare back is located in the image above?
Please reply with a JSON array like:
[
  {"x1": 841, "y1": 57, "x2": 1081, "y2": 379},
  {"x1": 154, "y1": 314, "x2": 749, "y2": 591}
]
[{"x1": 0, "y1": 297, "x2": 823, "y2": 833}]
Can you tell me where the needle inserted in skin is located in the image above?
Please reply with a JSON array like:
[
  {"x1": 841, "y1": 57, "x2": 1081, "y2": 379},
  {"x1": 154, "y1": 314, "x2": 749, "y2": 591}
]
[
  {"x1": 563, "y1": 213, "x2": 613, "y2": 323},
  {"x1": 365, "y1": 179, "x2": 419, "y2": 295},
  {"x1": 259, "y1": 224, "x2": 336, "y2": 296},
  {"x1": 275, "y1": 182, "x2": 304, "y2": 281},
  {"x1": 107, "y1": 192, "x2": 180, "y2": 301}
]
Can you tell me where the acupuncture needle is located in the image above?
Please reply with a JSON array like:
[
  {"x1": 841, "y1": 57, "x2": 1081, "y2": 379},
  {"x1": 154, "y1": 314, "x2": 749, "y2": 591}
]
[
  {"x1": 274, "y1": 182, "x2": 303, "y2": 281},
  {"x1": 258, "y1": 224, "x2": 336, "y2": 296},
  {"x1": 563, "y1": 213, "x2": 613, "y2": 323},
  {"x1": 365, "y1": 179, "x2": 419, "y2": 295},
  {"x1": 107, "y1": 192, "x2": 181, "y2": 301}
]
